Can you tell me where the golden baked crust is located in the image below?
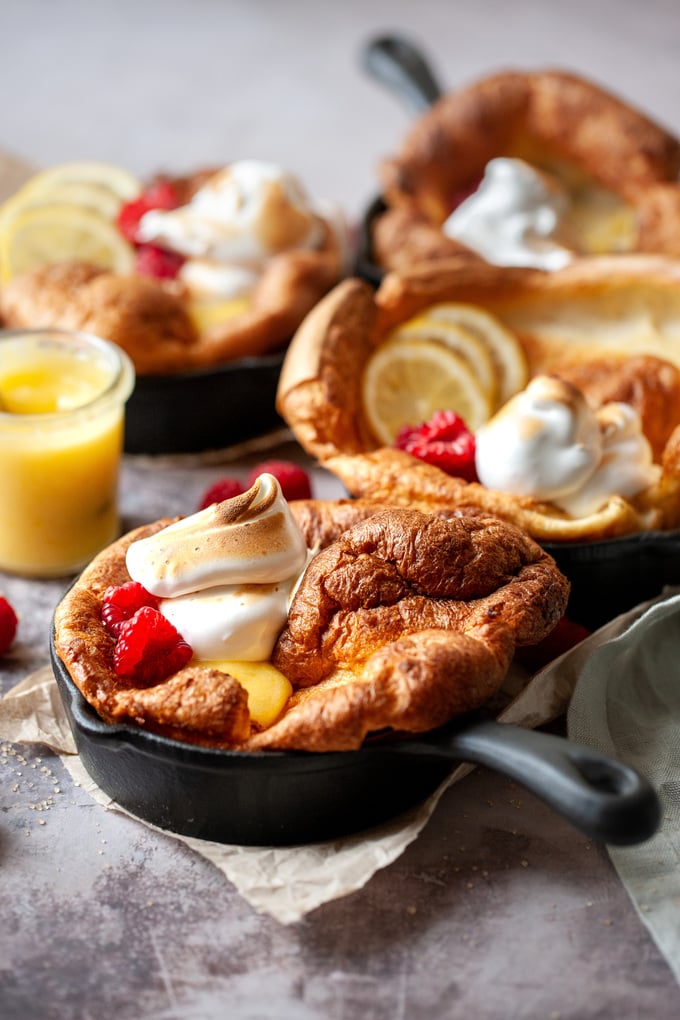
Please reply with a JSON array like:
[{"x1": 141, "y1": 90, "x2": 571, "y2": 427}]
[
  {"x1": 276, "y1": 260, "x2": 680, "y2": 541},
  {"x1": 53, "y1": 504, "x2": 568, "y2": 752},
  {"x1": 0, "y1": 170, "x2": 344, "y2": 375},
  {"x1": 371, "y1": 69, "x2": 680, "y2": 270}
]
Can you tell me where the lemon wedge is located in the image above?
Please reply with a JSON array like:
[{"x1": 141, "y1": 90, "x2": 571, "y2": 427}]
[
  {"x1": 362, "y1": 337, "x2": 492, "y2": 445},
  {"x1": 423, "y1": 303, "x2": 528, "y2": 407},
  {"x1": 0, "y1": 202, "x2": 135, "y2": 284},
  {"x1": 201, "y1": 660, "x2": 292, "y2": 729},
  {"x1": 391, "y1": 317, "x2": 497, "y2": 406}
]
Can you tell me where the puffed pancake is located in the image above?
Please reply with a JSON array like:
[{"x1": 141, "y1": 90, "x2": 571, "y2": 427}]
[
  {"x1": 53, "y1": 503, "x2": 568, "y2": 751},
  {"x1": 276, "y1": 259, "x2": 680, "y2": 542},
  {"x1": 0, "y1": 165, "x2": 345, "y2": 374},
  {"x1": 371, "y1": 69, "x2": 680, "y2": 272}
]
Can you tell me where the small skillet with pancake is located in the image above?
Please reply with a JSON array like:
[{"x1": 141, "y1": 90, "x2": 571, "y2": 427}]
[{"x1": 51, "y1": 493, "x2": 659, "y2": 847}]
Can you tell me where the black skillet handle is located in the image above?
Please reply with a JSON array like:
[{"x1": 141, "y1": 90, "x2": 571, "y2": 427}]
[
  {"x1": 361, "y1": 35, "x2": 443, "y2": 114},
  {"x1": 405, "y1": 720, "x2": 662, "y2": 846}
]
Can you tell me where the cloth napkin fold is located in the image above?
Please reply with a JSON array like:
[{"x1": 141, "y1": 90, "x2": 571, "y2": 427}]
[{"x1": 567, "y1": 590, "x2": 680, "y2": 985}]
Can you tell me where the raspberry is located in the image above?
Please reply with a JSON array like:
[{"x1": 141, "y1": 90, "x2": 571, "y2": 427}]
[
  {"x1": 197, "y1": 477, "x2": 245, "y2": 511},
  {"x1": 117, "y1": 179, "x2": 179, "y2": 243},
  {"x1": 135, "y1": 244, "x2": 185, "y2": 280},
  {"x1": 0, "y1": 595, "x2": 18, "y2": 656},
  {"x1": 114, "y1": 606, "x2": 192, "y2": 685},
  {"x1": 395, "y1": 411, "x2": 478, "y2": 481},
  {"x1": 246, "y1": 460, "x2": 312, "y2": 501},
  {"x1": 102, "y1": 581, "x2": 160, "y2": 637}
]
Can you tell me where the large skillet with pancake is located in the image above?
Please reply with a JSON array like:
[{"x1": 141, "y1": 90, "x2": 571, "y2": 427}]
[{"x1": 276, "y1": 258, "x2": 680, "y2": 629}]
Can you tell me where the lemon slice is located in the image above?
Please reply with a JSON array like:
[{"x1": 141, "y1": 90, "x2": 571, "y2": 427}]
[
  {"x1": 391, "y1": 317, "x2": 497, "y2": 405},
  {"x1": 13, "y1": 181, "x2": 126, "y2": 221},
  {"x1": 17, "y1": 161, "x2": 141, "y2": 203},
  {"x1": 362, "y1": 337, "x2": 492, "y2": 445},
  {"x1": 0, "y1": 202, "x2": 135, "y2": 284},
  {"x1": 424, "y1": 303, "x2": 528, "y2": 407}
]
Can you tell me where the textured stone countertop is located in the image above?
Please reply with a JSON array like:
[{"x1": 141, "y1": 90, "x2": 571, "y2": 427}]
[{"x1": 2, "y1": 0, "x2": 680, "y2": 1015}]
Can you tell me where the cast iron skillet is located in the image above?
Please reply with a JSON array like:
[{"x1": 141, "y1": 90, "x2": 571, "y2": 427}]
[
  {"x1": 544, "y1": 531, "x2": 680, "y2": 630},
  {"x1": 50, "y1": 633, "x2": 660, "y2": 848},
  {"x1": 124, "y1": 351, "x2": 286, "y2": 455}
]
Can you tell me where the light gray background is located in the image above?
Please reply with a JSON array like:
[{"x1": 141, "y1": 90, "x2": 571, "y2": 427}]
[{"x1": 2, "y1": 0, "x2": 680, "y2": 217}]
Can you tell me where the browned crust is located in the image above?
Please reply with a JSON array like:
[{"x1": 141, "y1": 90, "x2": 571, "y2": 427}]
[
  {"x1": 54, "y1": 504, "x2": 568, "y2": 752},
  {"x1": 373, "y1": 69, "x2": 680, "y2": 267},
  {"x1": 277, "y1": 257, "x2": 680, "y2": 541}
]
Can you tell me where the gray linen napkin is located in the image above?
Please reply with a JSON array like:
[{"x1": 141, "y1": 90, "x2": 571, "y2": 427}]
[{"x1": 567, "y1": 589, "x2": 680, "y2": 984}]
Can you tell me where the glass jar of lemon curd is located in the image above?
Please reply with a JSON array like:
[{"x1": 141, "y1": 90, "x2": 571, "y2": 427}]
[{"x1": 0, "y1": 329, "x2": 135, "y2": 577}]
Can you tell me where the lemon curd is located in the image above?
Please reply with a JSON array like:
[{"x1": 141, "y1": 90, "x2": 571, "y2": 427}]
[
  {"x1": 0, "y1": 330, "x2": 134, "y2": 576},
  {"x1": 197, "y1": 659, "x2": 293, "y2": 729}
]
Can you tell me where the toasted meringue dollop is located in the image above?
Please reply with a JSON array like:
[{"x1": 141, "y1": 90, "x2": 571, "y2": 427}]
[
  {"x1": 137, "y1": 160, "x2": 325, "y2": 300},
  {"x1": 443, "y1": 158, "x2": 574, "y2": 270},
  {"x1": 158, "y1": 579, "x2": 300, "y2": 661},
  {"x1": 126, "y1": 473, "x2": 309, "y2": 598},
  {"x1": 475, "y1": 376, "x2": 660, "y2": 517},
  {"x1": 126, "y1": 474, "x2": 311, "y2": 660}
]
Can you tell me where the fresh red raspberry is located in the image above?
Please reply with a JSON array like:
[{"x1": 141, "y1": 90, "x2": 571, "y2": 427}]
[
  {"x1": 197, "y1": 477, "x2": 246, "y2": 510},
  {"x1": 395, "y1": 410, "x2": 478, "y2": 481},
  {"x1": 117, "y1": 179, "x2": 179, "y2": 243},
  {"x1": 517, "y1": 617, "x2": 591, "y2": 672},
  {"x1": 246, "y1": 460, "x2": 312, "y2": 501},
  {"x1": 113, "y1": 606, "x2": 192, "y2": 685},
  {"x1": 0, "y1": 595, "x2": 18, "y2": 656},
  {"x1": 135, "y1": 244, "x2": 185, "y2": 280},
  {"x1": 102, "y1": 581, "x2": 160, "y2": 638}
]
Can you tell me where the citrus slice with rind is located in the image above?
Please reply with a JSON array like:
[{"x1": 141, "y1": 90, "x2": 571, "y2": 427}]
[
  {"x1": 0, "y1": 202, "x2": 135, "y2": 284},
  {"x1": 424, "y1": 302, "x2": 528, "y2": 406},
  {"x1": 391, "y1": 316, "x2": 498, "y2": 405},
  {"x1": 16, "y1": 161, "x2": 142, "y2": 203},
  {"x1": 362, "y1": 337, "x2": 492, "y2": 445},
  {"x1": 8, "y1": 180, "x2": 127, "y2": 222}
]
